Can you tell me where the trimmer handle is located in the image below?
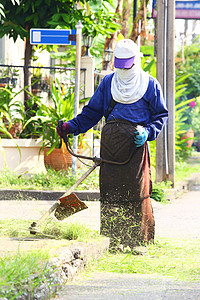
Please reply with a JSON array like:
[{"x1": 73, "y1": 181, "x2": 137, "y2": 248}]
[
  {"x1": 57, "y1": 120, "x2": 131, "y2": 166},
  {"x1": 58, "y1": 119, "x2": 68, "y2": 146}
]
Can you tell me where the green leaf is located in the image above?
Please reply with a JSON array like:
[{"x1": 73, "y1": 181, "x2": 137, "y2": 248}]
[
  {"x1": 25, "y1": 15, "x2": 34, "y2": 22},
  {"x1": 31, "y1": 2, "x2": 35, "y2": 13},
  {"x1": 52, "y1": 13, "x2": 60, "y2": 22},
  {"x1": 33, "y1": 14, "x2": 39, "y2": 26},
  {"x1": 23, "y1": 2, "x2": 31, "y2": 13},
  {"x1": 61, "y1": 14, "x2": 70, "y2": 24},
  {"x1": 175, "y1": 99, "x2": 192, "y2": 110}
]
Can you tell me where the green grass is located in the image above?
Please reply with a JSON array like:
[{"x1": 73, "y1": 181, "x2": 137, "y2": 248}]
[
  {"x1": 0, "y1": 219, "x2": 101, "y2": 298},
  {"x1": 0, "y1": 250, "x2": 53, "y2": 299},
  {"x1": 89, "y1": 238, "x2": 200, "y2": 281},
  {"x1": 0, "y1": 218, "x2": 99, "y2": 241},
  {"x1": 0, "y1": 151, "x2": 200, "y2": 192},
  {"x1": 175, "y1": 160, "x2": 200, "y2": 183},
  {"x1": 0, "y1": 155, "x2": 200, "y2": 203},
  {"x1": 0, "y1": 166, "x2": 99, "y2": 191}
]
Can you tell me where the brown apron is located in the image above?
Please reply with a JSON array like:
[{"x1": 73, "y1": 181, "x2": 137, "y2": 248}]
[{"x1": 99, "y1": 120, "x2": 154, "y2": 251}]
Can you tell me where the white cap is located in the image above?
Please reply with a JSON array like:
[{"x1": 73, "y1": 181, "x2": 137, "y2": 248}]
[{"x1": 114, "y1": 39, "x2": 141, "y2": 69}]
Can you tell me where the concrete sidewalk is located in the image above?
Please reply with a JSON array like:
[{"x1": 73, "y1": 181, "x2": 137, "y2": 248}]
[
  {"x1": 153, "y1": 190, "x2": 200, "y2": 239},
  {"x1": 57, "y1": 272, "x2": 200, "y2": 300}
]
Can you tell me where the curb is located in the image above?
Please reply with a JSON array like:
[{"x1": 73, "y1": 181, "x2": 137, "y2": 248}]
[
  {"x1": 49, "y1": 237, "x2": 110, "y2": 282},
  {"x1": 0, "y1": 189, "x2": 100, "y2": 201},
  {"x1": 43, "y1": 237, "x2": 110, "y2": 299}
]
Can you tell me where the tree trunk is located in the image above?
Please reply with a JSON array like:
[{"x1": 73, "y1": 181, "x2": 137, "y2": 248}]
[
  {"x1": 129, "y1": 0, "x2": 148, "y2": 44},
  {"x1": 24, "y1": 38, "x2": 32, "y2": 111},
  {"x1": 102, "y1": 0, "x2": 149, "y2": 70},
  {"x1": 121, "y1": 0, "x2": 133, "y2": 38}
]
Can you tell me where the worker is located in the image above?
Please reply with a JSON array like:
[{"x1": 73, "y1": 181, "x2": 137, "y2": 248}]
[{"x1": 57, "y1": 39, "x2": 168, "y2": 251}]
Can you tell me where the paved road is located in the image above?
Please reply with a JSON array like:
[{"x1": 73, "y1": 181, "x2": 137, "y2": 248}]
[
  {"x1": 154, "y1": 191, "x2": 200, "y2": 239},
  {"x1": 57, "y1": 272, "x2": 200, "y2": 300}
]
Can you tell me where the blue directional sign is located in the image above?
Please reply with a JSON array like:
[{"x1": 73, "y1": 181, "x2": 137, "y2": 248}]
[{"x1": 30, "y1": 29, "x2": 76, "y2": 45}]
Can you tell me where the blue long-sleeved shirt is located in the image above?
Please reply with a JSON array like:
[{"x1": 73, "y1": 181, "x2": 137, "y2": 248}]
[{"x1": 68, "y1": 73, "x2": 168, "y2": 141}]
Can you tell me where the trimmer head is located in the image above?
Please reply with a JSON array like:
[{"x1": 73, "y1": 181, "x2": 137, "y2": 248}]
[
  {"x1": 54, "y1": 193, "x2": 88, "y2": 220},
  {"x1": 29, "y1": 193, "x2": 88, "y2": 235}
]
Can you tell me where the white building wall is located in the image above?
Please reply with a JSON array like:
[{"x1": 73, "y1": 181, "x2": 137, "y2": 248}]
[
  {"x1": 4, "y1": 36, "x2": 24, "y2": 66},
  {"x1": 0, "y1": 36, "x2": 5, "y2": 63}
]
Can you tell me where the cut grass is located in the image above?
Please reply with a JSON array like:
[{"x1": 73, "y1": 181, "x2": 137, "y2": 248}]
[
  {"x1": 89, "y1": 238, "x2": 200, "y2": 282},
  {"x1": 0, "y1": 218, "x2": 99, "y2": 241}
]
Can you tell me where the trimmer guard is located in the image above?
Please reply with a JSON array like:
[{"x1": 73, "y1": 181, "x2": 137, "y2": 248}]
[{"x1": 54, "y1": 193, "x2": 88, "y2": 220}]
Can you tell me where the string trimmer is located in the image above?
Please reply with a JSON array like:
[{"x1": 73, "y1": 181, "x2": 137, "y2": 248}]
[{"x1": 29, "y1": 120, "x2": 133, "y2": 235}]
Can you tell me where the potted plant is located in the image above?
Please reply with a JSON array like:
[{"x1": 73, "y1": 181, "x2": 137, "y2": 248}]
[
  {"x1": 175, "y1": 74, "x2": 198, "y2": 153},
  {"x1": 0, "y1": 83, "x2": 46, "y2": 170},
  {"x1": 178, "y1": 97, "x2": 200, "y2": 150},
  {"x1": 175, "y1": 97, "x2": 197, "y2": 161},
  {"x1": 31, "y1": 64, "x2": 43, "y2": 93},
  {"x1": 0, "y1": 84, "x2": 25, "y2": 166},
  {"x1": 0, "y1": 83, "x2": 25, "y2": 139},
  {"x1": 24, "y1": 78, "x2": 76, "y2": 171}
]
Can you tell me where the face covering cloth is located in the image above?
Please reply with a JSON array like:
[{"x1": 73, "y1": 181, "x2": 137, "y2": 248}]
[{"x1": 111, "y1": 54, "x2": 149, "y2": 104}]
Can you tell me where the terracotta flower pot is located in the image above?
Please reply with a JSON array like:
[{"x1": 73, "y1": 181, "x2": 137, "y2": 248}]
[
  {"x1": 44, "y1": 147, "x2": 72, "y2": 171},
  {"x1": 181, "y1": 129, "x2": 194, "y2": 148}
]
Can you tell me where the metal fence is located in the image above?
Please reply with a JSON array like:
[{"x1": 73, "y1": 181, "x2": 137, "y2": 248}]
[
  {"x1": 0, "y1": 64, "x2": 86, "y2": 100},
  {"x1": 0, "y1": 63, "x2": 106, "y2": 157}
]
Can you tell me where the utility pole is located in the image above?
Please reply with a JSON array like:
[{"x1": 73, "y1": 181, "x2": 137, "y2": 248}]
[{"x1": 156, "y1": 0, "x2": 175, "y2": 186}]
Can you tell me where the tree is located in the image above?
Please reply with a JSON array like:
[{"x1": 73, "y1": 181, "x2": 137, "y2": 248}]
[
  {"x1": 129, "y1": 0, "x2": 149, "y2": 43},
  {"x1": 102, "y1": 0, "x2": 150, "y2": 70},
  {"x1": 0, "y1": 0, "x2": 118, "y2": 110}
]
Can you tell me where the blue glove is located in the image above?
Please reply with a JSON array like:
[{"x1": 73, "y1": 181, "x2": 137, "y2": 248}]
[{"x1": 134, "y1": 125, "x2": 148, "y2": 147}]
